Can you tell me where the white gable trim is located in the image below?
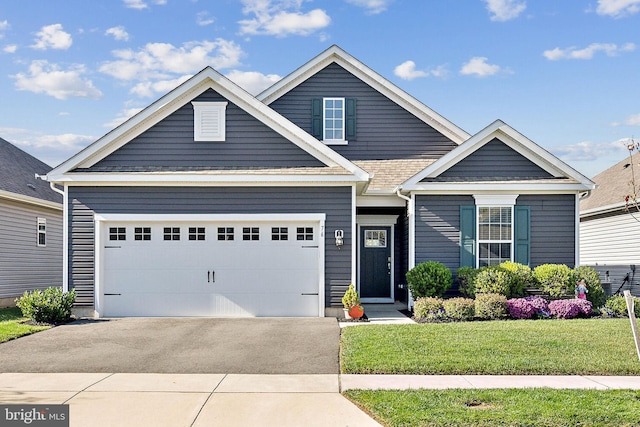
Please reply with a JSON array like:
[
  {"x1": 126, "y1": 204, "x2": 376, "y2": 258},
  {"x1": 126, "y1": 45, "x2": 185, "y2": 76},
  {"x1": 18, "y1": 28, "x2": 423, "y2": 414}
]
[
  {"x1": 258, "y1": 45, "x2": 470, "y2": 145},
  {"x1": 401, "y1": 120, "x2": 595, "y2": 192},
  {"x1": 0, "y1": 189, "x2": 62, "y2": 211},
  {"x1": 47, "y1": 67, "x2": 369, "y2": 183}
]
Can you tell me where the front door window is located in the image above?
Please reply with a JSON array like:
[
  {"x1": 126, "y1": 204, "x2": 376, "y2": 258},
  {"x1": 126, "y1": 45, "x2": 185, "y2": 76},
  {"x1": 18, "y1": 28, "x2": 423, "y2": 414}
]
[{"x1": 364, "y1": 230, "x2": 387, "y2": 248}]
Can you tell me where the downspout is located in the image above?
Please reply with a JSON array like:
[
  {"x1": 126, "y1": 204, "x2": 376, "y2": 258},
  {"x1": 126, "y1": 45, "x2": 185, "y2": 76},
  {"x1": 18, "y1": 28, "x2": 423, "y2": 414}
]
[{"x1": 396, "y1": 189, "x2": 415, "y2": 309}]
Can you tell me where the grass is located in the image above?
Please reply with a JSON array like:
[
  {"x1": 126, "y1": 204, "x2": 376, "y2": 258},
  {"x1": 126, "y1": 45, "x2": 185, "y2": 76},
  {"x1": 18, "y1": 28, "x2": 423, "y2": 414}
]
[
  {"x1": 345, "y1": 388, "x2": 640, "y2": 427},
  {"x1": 0, "y1": 307, "x2": 50, "y2": 343},
  {"x1": 340, "y1": 318, "x2": 640, "y2": 375}
]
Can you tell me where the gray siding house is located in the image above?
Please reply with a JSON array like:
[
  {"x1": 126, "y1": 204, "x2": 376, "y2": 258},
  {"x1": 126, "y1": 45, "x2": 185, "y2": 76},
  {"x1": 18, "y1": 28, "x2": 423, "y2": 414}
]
[
  {"x1": 0, "y1": 137, "x2": 63, "y2": 308},
  {"x1": 580, "y1": 152, "x2": 640, "y2": 297},
  {"x1": 45, "y1": 46, "x2": 595, "y2": 317}
]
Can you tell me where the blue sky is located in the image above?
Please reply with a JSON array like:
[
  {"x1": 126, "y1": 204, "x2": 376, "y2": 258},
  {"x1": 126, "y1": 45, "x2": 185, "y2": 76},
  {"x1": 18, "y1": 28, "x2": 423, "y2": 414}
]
[{"x1": 1, "y1": 0, "x2": 639, "y2": 177}]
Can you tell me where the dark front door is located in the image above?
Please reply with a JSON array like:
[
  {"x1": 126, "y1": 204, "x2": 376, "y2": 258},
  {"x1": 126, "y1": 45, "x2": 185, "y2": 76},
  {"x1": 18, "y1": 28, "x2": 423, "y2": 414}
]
[{"x1": 359, "y1": 226, "x2": 392, "y2": 300}]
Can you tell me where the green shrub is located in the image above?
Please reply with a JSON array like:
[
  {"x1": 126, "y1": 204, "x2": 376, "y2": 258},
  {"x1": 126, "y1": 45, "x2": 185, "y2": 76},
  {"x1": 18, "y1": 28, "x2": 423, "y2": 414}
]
[
  {"x1": 604, "y1": 295, "x2": 640, "y2": 317},
  {"x1": 443, "y1": 297, "x2": 475, "y2": 321},
  {"x1": 474, "y1": 268, "x2": 511, "y2": 297},
  {"x1": 499, "y1": 261, "x2": 533, "y2": 298},
  {"x1": 16, "y1": 287, "x2": 75, "y2": 324},
  {"x1": 572, "y1": 266, "x2": 605, "y2": 308},
  {"x1": 342, "y1": 284, "x2": 360, "y2": 308},
  {"x1": 456, "y1": 266, "x2": 480, "y2": 298},
  {"x1": 406, "y1": 261, "x2": 452, "y2": 298},
  {"x1": 475, "y1": 293, "x2": 507, "y2": 320},
  {"x1": 414, "y1": 297, "x2": 445, "y2": 320},
  {"x1": 533, "y1": 264, "x2": 573, "y2": 298}
]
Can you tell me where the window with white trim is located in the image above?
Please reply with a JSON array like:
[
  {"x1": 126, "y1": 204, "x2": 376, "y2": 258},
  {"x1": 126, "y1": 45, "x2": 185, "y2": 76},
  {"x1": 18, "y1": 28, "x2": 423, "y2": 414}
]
[
  {"x1": 192, "y1": 101, "x2": 228, "y2": 141},
  {"x1": 323, "y1": 98, "x2": 345, "y2": 142},
  {"x1": 37, "y1": 218, "x2": 46, "y2": 247},
  {"x1": 364, "y1": 230, "x2": 387, "y2": 248},
  {"x1": 477, "y1": 206, "x2": 512, "y2": 266}
]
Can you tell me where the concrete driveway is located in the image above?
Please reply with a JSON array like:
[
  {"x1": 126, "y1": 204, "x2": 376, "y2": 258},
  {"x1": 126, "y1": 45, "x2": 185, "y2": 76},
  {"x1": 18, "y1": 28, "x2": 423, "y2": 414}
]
[{"x1": 0, "y1": 317, "x2": 340, "y2": 374}]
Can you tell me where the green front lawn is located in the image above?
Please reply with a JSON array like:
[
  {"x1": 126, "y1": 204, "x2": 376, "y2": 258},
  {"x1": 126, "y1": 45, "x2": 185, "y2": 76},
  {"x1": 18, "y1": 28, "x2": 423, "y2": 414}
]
[
  {"x1": 345, "y1": 388, "x2": 640, "y2": 427},
  {"x1": 341, "y1": 318, "x2": 640, "y2": 375},
  {"x1": 0, "y1": 307, "x2": 50, "y2": 343}
]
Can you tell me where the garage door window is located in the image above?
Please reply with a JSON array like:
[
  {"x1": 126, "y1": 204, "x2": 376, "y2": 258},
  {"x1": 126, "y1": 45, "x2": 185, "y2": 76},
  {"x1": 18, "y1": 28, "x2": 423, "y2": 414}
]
[
  {"x1": 243, "y1": 227, "x2": 259, "y2": 241},
  {"x1": 164, "y1": 227, "x2": 180, "y2": 241},
  {"x1": 189, "y1": 227, "x2": 206, "y2": 241},
  {"x1": 134, "y1": 227, "x2": 151, "y2": 241},
  {"x1": 217, "y1": 227, "x2": 234, "y2": 241},
  {"x1": 271, "y1": 227, "x2": 288, "y2": 241},
  {"x1": 297, "y1": 227, "x2": 314, "y2": 241},
  {"x1": 109, "y1": 227, "x2": 126, "y2": 241}
]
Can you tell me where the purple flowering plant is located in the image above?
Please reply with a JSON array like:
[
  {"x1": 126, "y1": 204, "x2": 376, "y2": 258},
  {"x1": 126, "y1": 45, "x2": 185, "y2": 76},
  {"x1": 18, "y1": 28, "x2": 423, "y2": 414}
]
[
  {"x1": 506, "y1": 296, "x2": 549, "y2": 319},
  {"x1": 548, "y1": 299, "x2": 593, "y2": 319}
]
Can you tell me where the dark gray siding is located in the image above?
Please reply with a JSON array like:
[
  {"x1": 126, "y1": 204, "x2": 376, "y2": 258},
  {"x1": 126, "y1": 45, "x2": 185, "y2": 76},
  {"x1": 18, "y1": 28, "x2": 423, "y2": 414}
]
[
  {"x1": 435, "y1": 139, "x2": 554, "y2": 179},
  {"x1": 584, "y1": 265, "x2": 640, "y2": 298},
  {"x1": 269, "y1": 63, "x2": 457, "y2": 161},
  {"x1": 87, "y1": 89, "x2": 324, "y2": 170},
  {"x1": 0, "y1": 199, "x2": 63, "y2": 299},
  {"x1": 68, "y1": 186, "x2": 352, "y2": 308},
  {"x1": 414, "y1": 194, "x2": 576, "y2": 272}
]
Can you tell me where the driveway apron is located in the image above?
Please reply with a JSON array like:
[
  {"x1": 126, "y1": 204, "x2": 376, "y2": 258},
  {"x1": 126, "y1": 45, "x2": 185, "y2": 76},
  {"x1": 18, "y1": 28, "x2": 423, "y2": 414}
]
[{"x1": 0, "y1": 317, "x2": 340, "y2": 374}]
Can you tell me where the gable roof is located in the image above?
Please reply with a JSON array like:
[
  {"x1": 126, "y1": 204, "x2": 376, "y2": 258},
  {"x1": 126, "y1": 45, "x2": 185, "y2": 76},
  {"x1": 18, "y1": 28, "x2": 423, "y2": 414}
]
[
  {"x1": 401, "y1": 120, "x2": 595, "y2": 192},
  {"x1": 257, "y1": 45, "x2": 470, "y2": 145},
  {"x1": 0, "y1": 137, "x2": 62, "y2": 209},
  {"x1": 580, "y1": 151, "x2": 638, "y2": 216},
  {"x1": 46, "y1": 66, "x2": 369, "y2": 184}
]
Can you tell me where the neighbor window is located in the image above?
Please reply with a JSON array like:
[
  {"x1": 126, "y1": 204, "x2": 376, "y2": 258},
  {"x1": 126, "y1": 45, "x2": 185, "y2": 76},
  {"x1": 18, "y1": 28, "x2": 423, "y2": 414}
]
[
  {"x1": 134, "y1": 227, "x2": 151, "y2": 241},
  {"x1": 109, "y1": 227, "x2": 126, "y2": 241},
  {"x1": 323, "y1": 98, "x2": 345, "y2": 141},
  {"x1": 477, "y1": 206, "x2": 512, "y2": 266},
  {"x1": 37, "y1": 218, "x2": 46, "y2": 247}
]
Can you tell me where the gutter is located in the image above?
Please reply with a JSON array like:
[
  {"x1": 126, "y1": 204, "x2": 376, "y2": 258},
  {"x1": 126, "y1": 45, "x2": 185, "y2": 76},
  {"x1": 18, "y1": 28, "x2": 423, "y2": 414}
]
[{"x1": 35, "y1": 174, "x2": 65, "y2": 196}]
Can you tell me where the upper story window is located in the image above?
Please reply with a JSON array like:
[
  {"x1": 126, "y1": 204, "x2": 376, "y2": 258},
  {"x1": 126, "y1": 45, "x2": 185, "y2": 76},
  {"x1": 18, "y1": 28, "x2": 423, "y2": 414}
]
[
  {"x1": 192, "y1": 101, "x2": 228, "y2": 141},
  {"x1": 312, "y1": 98, "x2": 356, "y2": 145},
  {"x1": 37, "y1": 218, "x2": 46, "y2": 247}
]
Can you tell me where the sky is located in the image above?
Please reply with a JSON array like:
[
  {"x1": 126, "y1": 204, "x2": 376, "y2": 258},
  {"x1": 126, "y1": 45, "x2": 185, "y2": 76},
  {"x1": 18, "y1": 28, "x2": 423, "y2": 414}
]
[{"x1": 1, "y1": 0, "x2": 640, "y2": 178}]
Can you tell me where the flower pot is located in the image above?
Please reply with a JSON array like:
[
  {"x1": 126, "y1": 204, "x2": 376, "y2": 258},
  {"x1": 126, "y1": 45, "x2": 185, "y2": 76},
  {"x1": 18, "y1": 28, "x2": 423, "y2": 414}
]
[
  {"x1": 343, "y1": 308, "x2": 352, "y2": 320},
  {"x1": 348, "y1": 305, "x2": 364, "y2": 319}
]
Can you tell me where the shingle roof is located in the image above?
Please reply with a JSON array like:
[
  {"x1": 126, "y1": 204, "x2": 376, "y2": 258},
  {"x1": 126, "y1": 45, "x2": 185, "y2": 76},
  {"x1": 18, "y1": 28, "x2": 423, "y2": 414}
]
[
  {"x1": 580, "y1": 151, "x2": 639, "y2": 212},
  {"x1": 0, "y1": 137, "x2": 62, "y2": 204},
  {"x1": 354, "y1": 159, "x2": 436, "y2": 192},
  {"x1": 70, "y1": 165, "x2": 354, "y2": 175}
]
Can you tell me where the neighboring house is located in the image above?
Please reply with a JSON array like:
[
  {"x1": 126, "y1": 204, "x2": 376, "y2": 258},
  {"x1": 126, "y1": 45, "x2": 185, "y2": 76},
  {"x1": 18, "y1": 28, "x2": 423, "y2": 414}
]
[
  {"x1": 580, "y1": 152, "x2": 640, "y2": 297},
  {"x1": 45, "y1": 46, "x2": 595, "y2": 318},
  {"x1": 0, "y1": 137, "x2": 63, "y2": 308}
]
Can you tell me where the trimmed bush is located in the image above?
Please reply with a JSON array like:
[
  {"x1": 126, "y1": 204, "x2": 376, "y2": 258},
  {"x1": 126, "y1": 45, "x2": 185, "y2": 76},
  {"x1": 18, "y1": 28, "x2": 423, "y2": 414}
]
[
  {"x1": 548, "y1": 299, "x2": 593, "y2": 319},
  {"x1": 572, "y1": 265, "x2": 605, "y2": 308},
  {"x1": 413, "y1": 297, "x2": 445, "y2": 320},
  {"x1": 506, "y1": 296, "x2": 550, "y2": 320},
  {"x1": 604, "y1": 295, "x2": 640, "y2": 317},
  {"x1": 16, "y1": 287, "x2": 75, "y2": 324},
  {"x1": 406, "y1": 261, "x2": 452, "y2": 298},
  {"x1": 443, "y1": 297, "x2": 475, "y2": 321},
  {"x1": 456, "y1": 266, "x2": 480, "y2": 298},
  {"x1": 474, "y1": 268, "x2": 511, "y2": 297},
  {"x1": 499, "y1": 261, "x2": 533, "y2": 298},
  {"x1": 533, "y1": 264, "x2": 573, "y2": 298},
  {"x1": 475, "y1": 293, "x2": 507, "y2": 320}
]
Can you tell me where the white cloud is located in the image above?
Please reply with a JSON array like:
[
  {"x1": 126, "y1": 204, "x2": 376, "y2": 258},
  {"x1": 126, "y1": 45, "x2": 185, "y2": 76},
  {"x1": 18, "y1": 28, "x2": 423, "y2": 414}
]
[
  {"x1": 239, "y1": 0, "x2": 331, "y2": 37},
  {"x1": 596, "y1": 0, "x2": 640, "y2": 17},
  {"x1": 345, "y1": 0, "x2": 392, "y2": 14},
  {"x1": 543, "y1": 42, "x2": 635, "y2": 60},
  {"x1": 2, "y1": 127, "x2": 96, "y2": 166},
  {"x1": 3, "y1": 44, "x2": 17, "y2": 53},
  {"x1": 31, "y1": 24, "x2": 72, "y2": 50},
  {"x1": 459, "y1": 57, "x2": 502, "y2": 77},
  {"x1": 196, "y1": 11, "x2": 215, "y2": 26},
  {"x1": 611, "y1": 113, "x2": 640, "y2": 126},
  {"x1": 225, "y1": 70, "x2": 282, "y2": 95},
  {"x1": 105, "y1": 26, "x2": 129, "y2": 41},
  {"x1": 122, "y1": 0, "x2": 166, "y2": 9},
  {"x1": 13, "y1": 60, "x2": 103, "y2": 100},
  {"x1": 0, "y1": 20, "x2": 8, "y2": 38},
  {"x1": 100, "y1": 39, "x2": 244, "y2": 82},
  {"x1": 483, "y1": 0, "x2": 526, "y2": 21},
  {"x1": 103, "y1": 107, "x2": 145, "y2": 128},
  {"x1": 130, "y1": 75, "x2": 193, "y2": 97},
  {"x1": 394, "y1": 60, "x2": 428, "y2": 80},
  {"x1": 552, "y1": 139, "x2": 629, "y2": 162}
]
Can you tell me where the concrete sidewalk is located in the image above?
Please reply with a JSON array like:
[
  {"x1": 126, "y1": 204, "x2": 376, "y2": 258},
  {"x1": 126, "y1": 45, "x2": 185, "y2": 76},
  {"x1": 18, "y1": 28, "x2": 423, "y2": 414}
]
[{"x1": 2, "y1": 374, "x2": 640, "y2": 427}]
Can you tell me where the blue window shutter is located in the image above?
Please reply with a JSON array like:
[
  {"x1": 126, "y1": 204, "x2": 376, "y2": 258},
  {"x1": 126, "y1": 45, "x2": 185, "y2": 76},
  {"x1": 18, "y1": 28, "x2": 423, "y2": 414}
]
[
  {"x1": 346, "y1": 98, "x2": 356, "y2": 140},
  {"x1": 311, "y1": 99, "x2": 322, "y2": 140},
  {"x1": 460, "y1": 206, "x2": 476, "y2": 268},
  {"x1": 514, "y1": 206, "x2": 530, "y2": 266}
]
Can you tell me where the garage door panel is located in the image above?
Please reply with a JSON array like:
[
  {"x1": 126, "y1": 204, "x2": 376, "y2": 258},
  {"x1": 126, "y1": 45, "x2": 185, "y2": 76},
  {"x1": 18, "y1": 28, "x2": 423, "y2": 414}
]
[{"x1": 101, "y1": 219, "x2": 321, "y2": 317}]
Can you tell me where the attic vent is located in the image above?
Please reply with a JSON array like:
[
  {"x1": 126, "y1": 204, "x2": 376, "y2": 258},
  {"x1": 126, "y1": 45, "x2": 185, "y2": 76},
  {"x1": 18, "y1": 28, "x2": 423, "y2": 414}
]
[{"x1": 192, "y1": 101, "x2": 228, "y2": 141}]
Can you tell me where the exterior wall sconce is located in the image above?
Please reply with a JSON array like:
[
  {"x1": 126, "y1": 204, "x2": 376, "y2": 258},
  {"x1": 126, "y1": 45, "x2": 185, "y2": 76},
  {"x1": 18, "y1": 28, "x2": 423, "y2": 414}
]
[{"x1": 335, "y1": 229, "x2": 344, "y2": 248}]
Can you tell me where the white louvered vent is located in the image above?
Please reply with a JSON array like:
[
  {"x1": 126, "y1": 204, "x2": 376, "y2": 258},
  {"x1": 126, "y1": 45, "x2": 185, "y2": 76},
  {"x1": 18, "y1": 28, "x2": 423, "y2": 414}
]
[{"x1": 192, "y1": 101, "x2": 227, "y2": 141}]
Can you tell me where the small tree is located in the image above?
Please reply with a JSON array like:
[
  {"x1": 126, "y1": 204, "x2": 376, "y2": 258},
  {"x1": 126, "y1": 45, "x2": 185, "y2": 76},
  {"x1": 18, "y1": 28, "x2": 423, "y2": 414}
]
[{"x1": 406, "y1": 261, "x2": 452, "y2": 298}]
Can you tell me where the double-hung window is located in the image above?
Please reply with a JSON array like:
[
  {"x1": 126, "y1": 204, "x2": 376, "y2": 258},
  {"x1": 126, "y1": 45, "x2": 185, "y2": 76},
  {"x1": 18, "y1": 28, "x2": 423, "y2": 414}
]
[
  {"x1": 323, "y1": 98, "x2": 345, "y2": 142},
  {"x1": 477, "y1": 206, "x2": 512, "y2": 266},
  {"x1": 37, "y1": 218, "x2": 46, "y2": 247},
  {"x1": 312, "y1": 98, "x2": 356, "y2": 144}
]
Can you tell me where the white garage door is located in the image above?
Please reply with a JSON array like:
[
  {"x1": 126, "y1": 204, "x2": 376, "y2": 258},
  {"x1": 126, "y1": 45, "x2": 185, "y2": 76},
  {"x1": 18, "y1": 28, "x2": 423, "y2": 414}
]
[{"x1": 98, "y1": 216, "x2": 323, "y2": 317}]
